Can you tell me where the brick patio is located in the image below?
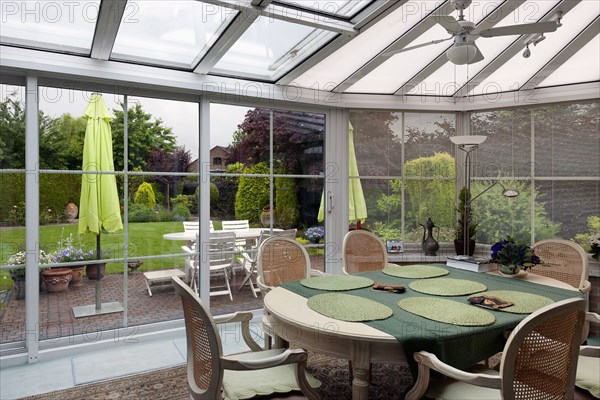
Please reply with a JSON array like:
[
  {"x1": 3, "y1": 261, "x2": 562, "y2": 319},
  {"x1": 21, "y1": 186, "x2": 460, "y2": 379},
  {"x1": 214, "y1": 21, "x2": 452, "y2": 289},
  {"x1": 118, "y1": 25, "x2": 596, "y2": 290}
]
[{"x1": 0, "y1": 255, "x2": 325, "y2": 344}]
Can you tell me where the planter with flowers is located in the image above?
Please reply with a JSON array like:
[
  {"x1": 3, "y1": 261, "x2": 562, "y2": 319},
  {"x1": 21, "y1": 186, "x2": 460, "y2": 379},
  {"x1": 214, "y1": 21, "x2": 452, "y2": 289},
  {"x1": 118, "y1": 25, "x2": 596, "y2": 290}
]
[
  {"x1": 490, "y1": 236, "x2": 541, "y2": 276},
  {"x1": 53, "y1": 232, "x2": 99, "y2": 283},
  {"x1": 7, "y1": 250, "x2": 55, "y2": 299},
  {"x1": 304, "y1": 226, "x2": 324, "y2": 244}
]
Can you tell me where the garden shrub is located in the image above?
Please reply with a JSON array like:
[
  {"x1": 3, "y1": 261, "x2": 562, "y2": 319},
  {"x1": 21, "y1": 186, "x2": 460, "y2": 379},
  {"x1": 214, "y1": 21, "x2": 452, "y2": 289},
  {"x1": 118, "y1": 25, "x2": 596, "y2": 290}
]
[
  {"x1": 171, "y1": 194, "x2": 192, "y2": 212},
  {"x1": 172, "y1": 203, "x2": 191, "y2": 221},
  {"x1": 156, "y1": 209, "x2": 174, "y2": 222},
  {"x1": 128, "y1": 203, "x2": 156, "y2": 222},
  {"x1": 235, "y1": 162, "x2": 269, "y2": 223},
  {"x1": 275, "y1": 174, "x2": 299, "y2": 228},
  {"x1": 192, "y1": 183, "x2": 220, "y2": 214},
  {"x1": 404, "y1": 152, "x2": 455, "y2": 230},
  {"x1": 134, "y1": 182, "x2": 156, "y2": 209}
]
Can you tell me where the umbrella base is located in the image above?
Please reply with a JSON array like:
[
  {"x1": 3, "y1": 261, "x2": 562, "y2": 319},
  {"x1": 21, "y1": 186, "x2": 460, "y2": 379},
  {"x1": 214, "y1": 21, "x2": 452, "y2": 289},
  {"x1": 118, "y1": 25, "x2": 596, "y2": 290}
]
[{"x1": 72, "y1": 302, "x2": 124, "y2": 318}]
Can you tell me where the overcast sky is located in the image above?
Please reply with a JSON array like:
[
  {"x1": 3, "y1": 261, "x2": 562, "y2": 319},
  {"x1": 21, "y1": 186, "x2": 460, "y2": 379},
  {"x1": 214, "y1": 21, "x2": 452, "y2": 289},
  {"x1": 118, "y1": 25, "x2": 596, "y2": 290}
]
[{"x1": 2, "y1": 85, "x2": 251, "y2": 160}]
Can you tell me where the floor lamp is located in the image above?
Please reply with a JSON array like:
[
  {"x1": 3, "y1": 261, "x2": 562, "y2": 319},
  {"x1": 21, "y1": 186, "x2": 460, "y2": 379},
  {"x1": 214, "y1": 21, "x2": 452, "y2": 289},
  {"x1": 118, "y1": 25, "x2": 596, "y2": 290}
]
[{"x1": 451, "y1": 135, "x2": 519, "y2": 257}]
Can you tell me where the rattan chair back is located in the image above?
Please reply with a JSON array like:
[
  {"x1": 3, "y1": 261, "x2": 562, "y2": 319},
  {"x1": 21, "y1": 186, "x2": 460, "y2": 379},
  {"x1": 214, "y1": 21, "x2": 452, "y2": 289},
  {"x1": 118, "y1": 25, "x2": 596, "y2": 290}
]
[
  {"x1": 500, "y1": 298, "x2": 586, "y2": 399},
  {"x1": 531, "y1": 239, "x2": 589, "y2": 291},
  {"x1": 172, "y1": 276, "x2": 223, "y2": 400},
  {"x1": 342, "y1": 230, "x2": 387, "y2": 274},
  {"x1": 257, "y1": 236, "x2": 310, "y2": 291}
]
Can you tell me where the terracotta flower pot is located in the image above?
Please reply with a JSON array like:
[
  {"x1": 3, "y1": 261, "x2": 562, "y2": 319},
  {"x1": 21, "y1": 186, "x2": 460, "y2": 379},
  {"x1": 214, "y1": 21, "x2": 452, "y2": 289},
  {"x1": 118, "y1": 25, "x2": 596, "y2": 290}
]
[
  {"x1": 69, "y1": 266, "x2": 85, "y2": 286},
  {"x1": 41, "y1": 268, "x2": 72, "y2": 293},
  {"x1": 86, "y1": 263, "x2": 106, "y2": 280}
]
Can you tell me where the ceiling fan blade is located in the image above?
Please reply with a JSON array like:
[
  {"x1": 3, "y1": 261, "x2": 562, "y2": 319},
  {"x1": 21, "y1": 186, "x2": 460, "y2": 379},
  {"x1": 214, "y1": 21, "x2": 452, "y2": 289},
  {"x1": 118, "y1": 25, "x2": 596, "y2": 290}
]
[
  {"x1": 475, "y1": 21, "x2": 559, "y2": 38},
  {"x1": 432, "y1": 14, "x2": 463, "y2": 34},
  {"x1": 382, "y1": 37, "x2": 452, "y2": 58}
]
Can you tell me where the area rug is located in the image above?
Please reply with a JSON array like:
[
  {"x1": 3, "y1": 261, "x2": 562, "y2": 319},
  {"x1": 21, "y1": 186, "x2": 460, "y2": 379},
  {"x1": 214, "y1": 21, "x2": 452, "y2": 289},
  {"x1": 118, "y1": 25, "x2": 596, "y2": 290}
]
[{"x1": 22, "y1": 352, "x2": 413, "y2": 400}]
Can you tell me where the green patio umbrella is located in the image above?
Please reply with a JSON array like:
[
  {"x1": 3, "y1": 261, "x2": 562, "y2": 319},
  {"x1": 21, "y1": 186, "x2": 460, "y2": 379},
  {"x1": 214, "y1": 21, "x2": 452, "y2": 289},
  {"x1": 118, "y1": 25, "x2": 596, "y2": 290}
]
[
  {"x1": 318, "y1": 122, "x2": 367, "y2": 226},
  {"x1": 74, "y1": 93, "x2": 123, "y2": 317}
]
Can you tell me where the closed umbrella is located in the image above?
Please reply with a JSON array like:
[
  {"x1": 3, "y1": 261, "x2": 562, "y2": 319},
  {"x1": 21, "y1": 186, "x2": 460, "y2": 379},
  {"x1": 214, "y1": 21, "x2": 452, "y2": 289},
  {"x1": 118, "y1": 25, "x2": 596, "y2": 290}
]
[
  {"x1": 73, "y1": 93, "x2": 124, "y2": 318},
  {"x1": 318, "y1": 122, "x2": 367, "y2": 226}
]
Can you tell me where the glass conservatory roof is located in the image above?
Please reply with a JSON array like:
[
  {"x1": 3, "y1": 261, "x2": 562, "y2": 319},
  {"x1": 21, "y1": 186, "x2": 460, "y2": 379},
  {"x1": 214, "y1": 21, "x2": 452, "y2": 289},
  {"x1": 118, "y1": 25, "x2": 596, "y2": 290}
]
[{"x1": 0, "y1": 0, "x2": 598, "y2": 99}]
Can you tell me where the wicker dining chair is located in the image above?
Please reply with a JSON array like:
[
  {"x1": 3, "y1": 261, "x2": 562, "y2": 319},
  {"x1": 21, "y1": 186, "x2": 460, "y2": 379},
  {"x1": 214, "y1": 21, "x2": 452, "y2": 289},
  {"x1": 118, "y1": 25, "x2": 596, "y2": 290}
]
[
  {"x1": 171, "y1": 276, "x2": 321, "y2": 400},
  {"x1": 239, "y1": 229, "x2": 297, "y2": 298},
  {"x1": 256, "y1": 236, "x2": 325, "y2": 349},
  {"x1": 575, "y1": 312, "x2": 600, "y2": 399},
  {"x1": 406, "y1": 298, "x2": 587, "y2": 400},
  {"x1": 531, "y1": 239, "x2": 591, "y2": 341},
  {"x1": 342, "y1": 230, "x2": 387, "y2": 274}
]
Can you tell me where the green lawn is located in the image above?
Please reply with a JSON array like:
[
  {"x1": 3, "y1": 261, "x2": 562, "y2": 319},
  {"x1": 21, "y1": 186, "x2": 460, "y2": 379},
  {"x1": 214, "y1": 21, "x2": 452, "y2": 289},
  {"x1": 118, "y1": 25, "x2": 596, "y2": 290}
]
[{"x1": 0, "y1": 221, "x2": 186, "y2": 289}]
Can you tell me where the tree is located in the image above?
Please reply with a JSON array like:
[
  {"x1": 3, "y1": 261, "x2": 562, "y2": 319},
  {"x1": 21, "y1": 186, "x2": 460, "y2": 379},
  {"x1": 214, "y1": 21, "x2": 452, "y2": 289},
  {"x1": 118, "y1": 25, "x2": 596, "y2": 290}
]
[
  {"x1": 0, "y1": 95, "x2": 26, "y2": 168},
  {"x1": 111, "y1": 102, "x2": 176, "y2": 171},
  {"x1": 227, "y1": 109, "x2": 324, "y2": 175},
  {"x1": 40, "y1": 113, "x2": 87, "y2": 170}
]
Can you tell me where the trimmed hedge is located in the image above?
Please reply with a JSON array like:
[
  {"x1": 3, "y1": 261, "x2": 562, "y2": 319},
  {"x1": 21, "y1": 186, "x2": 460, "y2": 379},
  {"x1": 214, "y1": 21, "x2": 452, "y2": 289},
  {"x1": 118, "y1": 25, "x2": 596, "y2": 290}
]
[
  {"x1": 0, "y1": 173, "x2": 81, "y2": 222},
  {"x1": 134, "y1": 182, "x2": 156, "y2": 209}
]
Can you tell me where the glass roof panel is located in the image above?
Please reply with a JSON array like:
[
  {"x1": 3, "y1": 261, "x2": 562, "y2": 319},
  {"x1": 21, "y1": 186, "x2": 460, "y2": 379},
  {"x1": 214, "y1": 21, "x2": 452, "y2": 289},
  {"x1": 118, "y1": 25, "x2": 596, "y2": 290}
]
[
  {"x1": 539, "y1": 34, "x2": 600, "y2": 87},
  {"x1": 212, "y1": 16, "x2": 337, "y2": 81},
  {"x1": 408, "y1": 0, "x2": 559, "y2": 96},
  {"x1": 346, "y1": 4, "x2": 495, "y2": 94},
  {"x1": 111, "y1": 1, "x2": 236, "y2": 69},
  {"x1": 470, "y1": 1, "x2": 600, "y2": 95},
  {"x1": 274, "y1": 0, "x2": 373, "y2": 18},
  {"x1": 292, "y1": 2, "x2": 430, "y2": 90},
  {"x1": 0, "y1": 1, "x2": 99, "y2": 54}
]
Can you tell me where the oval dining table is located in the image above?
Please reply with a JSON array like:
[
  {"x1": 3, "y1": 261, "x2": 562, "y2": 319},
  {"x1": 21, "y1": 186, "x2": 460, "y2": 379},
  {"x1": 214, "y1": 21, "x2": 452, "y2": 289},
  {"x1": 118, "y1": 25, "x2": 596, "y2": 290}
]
[{"x1": 263, "y1": 269, "x2": 580, "y2": 400}]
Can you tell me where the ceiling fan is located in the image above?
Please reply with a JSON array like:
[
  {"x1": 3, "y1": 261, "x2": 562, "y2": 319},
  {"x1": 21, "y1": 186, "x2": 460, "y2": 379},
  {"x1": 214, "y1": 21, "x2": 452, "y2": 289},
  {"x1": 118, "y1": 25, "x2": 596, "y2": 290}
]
[{"x1": 385, "y1": 0, "x2": 562, "y2": 65}]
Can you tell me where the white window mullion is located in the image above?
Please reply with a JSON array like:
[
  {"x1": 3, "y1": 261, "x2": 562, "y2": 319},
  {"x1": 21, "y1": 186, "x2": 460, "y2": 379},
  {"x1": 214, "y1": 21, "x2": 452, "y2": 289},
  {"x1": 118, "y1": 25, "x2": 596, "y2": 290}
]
[
  {"x1": 324, "y1": 108, "x2": 348, "y2": 275},
  {"x1": 25, "y1": 74, "x2": 40, "y2": 363}
]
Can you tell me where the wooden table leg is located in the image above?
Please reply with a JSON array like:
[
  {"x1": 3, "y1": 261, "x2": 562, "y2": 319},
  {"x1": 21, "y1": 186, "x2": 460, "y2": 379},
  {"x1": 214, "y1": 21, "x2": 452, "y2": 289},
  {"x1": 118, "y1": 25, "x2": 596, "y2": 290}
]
[{"x1": 351, "y1": 341, "x2": 370, "y2": 399}]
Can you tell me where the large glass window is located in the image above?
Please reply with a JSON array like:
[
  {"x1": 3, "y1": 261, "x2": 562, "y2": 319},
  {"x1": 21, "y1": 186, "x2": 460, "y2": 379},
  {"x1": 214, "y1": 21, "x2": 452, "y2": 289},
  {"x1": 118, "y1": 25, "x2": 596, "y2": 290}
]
[
  {"x1": 0, "y1": 84, "x2": 26, "y2": 345},
  {"x1": 350, "y1": 110, "x2": 456, "y2": 243},
  {"x1": 471, "y1": 100, "x2": 600, "y2": 247}
]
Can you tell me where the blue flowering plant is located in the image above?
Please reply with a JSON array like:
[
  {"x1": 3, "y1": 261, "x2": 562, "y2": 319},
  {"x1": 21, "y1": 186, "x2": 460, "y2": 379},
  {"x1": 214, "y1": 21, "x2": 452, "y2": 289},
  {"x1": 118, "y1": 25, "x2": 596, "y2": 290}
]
[
  {"x1": 54, "y1": 231, "x2": 95, "y2": 264},
  {"x1": 490, "y1": 236, "x2": 540, "y2": 273},
  {"x1": 304, "y1": 226, "x2": 325, "y2": 243}
]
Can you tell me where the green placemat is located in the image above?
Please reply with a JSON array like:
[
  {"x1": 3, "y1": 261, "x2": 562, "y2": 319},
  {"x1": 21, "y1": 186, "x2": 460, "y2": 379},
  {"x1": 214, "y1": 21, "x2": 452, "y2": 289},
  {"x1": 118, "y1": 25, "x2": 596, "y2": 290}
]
[
  {"x1": 474, "y1": 290, "x2": 554, "y2": 314},
  {"x1": 399, "y1": 297, "x2": 495, "y2": 326},
  {"x1": 307, "y1": 293, "x2": 393, "y2": 322},
  {"x1": 409, "y1": 278, "x2": 487, "y2": 296},
  {"x1": 300, "y1": 275, "x2": 374, "y2": 291},
  {"x1": 383, "y1": 264, "x2": 449, "y2": 279}
]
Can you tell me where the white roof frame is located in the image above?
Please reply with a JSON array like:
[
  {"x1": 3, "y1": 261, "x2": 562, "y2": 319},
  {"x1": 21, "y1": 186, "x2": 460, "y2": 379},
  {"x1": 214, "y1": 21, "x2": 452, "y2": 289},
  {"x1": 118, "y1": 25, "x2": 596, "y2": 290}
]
[{"x1": 2, "y1": 44, "x2": 598, "y2": 113}]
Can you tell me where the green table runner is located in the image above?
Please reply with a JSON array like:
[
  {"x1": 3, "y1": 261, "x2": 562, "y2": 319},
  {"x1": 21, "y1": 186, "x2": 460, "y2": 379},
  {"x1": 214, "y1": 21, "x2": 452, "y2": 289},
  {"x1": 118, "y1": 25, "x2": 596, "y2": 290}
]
[{"x1": 281, "y1": 267, "x2": 582, "y2": 372}]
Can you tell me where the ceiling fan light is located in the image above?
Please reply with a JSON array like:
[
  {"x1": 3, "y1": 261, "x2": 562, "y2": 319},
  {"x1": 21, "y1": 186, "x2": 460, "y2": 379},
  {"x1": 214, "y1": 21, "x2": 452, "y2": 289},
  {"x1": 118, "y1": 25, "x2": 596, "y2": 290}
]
[{"x1": 446, "y1": 44, "x2": 478, "y2": 65}]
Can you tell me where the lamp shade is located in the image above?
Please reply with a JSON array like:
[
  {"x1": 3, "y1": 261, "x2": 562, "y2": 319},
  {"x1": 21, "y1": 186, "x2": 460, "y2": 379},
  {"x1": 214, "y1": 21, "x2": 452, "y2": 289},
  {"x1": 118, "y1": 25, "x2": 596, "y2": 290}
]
[
  {"x1": 446, "y1": 43, "x2": 478, "y2": 65},
  {"x1": 450, "y1": 135, "x2": 487, "y2": 146}
]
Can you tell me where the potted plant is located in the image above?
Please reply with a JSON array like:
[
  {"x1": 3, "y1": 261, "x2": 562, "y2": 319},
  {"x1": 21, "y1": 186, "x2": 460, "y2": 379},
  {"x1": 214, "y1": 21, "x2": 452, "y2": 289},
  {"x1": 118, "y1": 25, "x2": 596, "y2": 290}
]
[
  {"x1": 7, "y1": 250, "x2": 55, "y2": 299},
  {"x1": 304, "y1": 226, "x2": 325, "y2": 244},
  {"x1": 53, "y1": 232, "x2": 95, "y2": 285},
  {"x1": 589, "y1": 233, "x2": 600, "y2": 261},
  {"x1": 454, "y1": 187, "x2": 477, "y2": 256},
  {"x1": 490, "y1": 236, "x2": 541, "y2": 275}
]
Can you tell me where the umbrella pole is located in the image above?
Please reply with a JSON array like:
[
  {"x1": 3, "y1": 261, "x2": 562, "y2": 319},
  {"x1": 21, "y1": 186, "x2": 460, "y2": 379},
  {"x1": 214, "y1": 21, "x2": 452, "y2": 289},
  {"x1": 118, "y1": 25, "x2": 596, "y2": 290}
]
[{"x1": 95, "y1": 234, "x2": 101, "y2": 310}]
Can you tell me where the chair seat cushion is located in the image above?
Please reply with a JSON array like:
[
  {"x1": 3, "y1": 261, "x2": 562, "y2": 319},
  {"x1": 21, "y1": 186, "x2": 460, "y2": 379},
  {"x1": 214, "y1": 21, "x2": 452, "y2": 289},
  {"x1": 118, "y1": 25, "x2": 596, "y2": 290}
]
[
  {"x1": 223, "y1": 348, "x2": 321, "y2": 400},
  {"x1": 576, "y1": 355, "x2": 600, "y2": 398},
  {"x1": 426, "y1": 365, "x2": 501, "y2": 400}
]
